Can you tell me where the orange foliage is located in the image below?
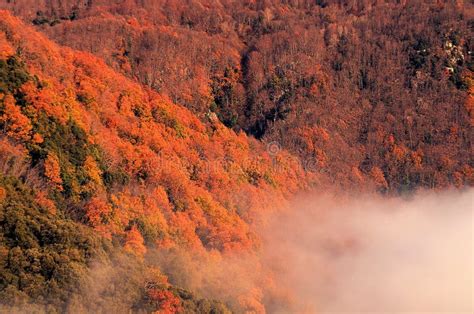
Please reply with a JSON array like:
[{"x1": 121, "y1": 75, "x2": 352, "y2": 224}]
[
  {"x1": 35, "y1": 190, "x2": 57, "y2": 215},
  {"x1": 84, "y1": 155, "x2": 102, "y2": 186},
  {"x1": 0, "y1": 5, "x2": 471, "y2": 312},
  {"x1": 32, "y1": 133, "x2": 44, "y2": 144},
  {"x1": 0, "y1": 32, "x2": 14, "y2": 58},
  {"x1": 148, "y1": 290, "x2": 181, "y2": 314},
  {"x1": 21, "y1": 81, "x2": 69, "y2": 123},
  {"x1": 44, "y1": 153, "x2": 63, "y2": 191},
  {"x1": 0, "y1": 186, "x2": 6, "y2": 202},
  {"x1": 124, "y1": 226, "x2": 147, "y2": 257},
  {"x1": 370, "y1": 167, "x2": 388, "y2": 191},
  {"x1": 238, "y1": 287, "x2": 265, "y2": 314},
  {"x1": 85, "y1": 197, "x2": 112, "y2": 227},
  {"x1": 0, "y1": 94, "x2": 32, "y2": 141}
]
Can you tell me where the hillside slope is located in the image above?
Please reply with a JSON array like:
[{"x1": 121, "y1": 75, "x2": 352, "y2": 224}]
[
  {"x1": 1, "y1": 0, "x2": 472, "y2": 192},
  {"x1": 0, "y1": 11, "x2": 311, "y2": 312}
]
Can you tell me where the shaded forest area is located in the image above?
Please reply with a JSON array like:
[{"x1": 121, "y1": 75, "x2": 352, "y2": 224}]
[{"x1": 1, "y1": 0, "x2": 472, "y2": 193}]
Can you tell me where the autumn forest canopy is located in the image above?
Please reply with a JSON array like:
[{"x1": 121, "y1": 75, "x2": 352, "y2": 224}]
[{"x1": 0, "y1": 0, "x2": 472, "y2": 313}]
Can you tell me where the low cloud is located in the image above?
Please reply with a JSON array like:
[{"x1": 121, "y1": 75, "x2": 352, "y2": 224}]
[
  {"x1": 262, "y1": 189, "x2": 473, "y2": 313},
  {"x1": 3, "y1": 189, "x2": 471, "y2": 313}
]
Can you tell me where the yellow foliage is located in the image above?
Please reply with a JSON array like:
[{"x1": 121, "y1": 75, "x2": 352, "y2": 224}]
[{"x1": 84, "y1": 155, "x2": 102, "y2": 185}]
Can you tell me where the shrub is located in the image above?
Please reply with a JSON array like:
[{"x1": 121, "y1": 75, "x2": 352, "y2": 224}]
[{"x1": 0, "y1": 56, "x2": 30, "y2": 94}]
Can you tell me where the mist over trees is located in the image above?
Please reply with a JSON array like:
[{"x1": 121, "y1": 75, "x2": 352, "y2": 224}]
[{"x1": 0, "y1": 1, "x2": 472, "y2": 313}]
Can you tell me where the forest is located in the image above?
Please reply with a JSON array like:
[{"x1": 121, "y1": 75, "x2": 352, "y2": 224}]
[
  {"x1": 0, "y1": 0, "x2": 472, "y2": 313},
  {"x1": 2, "y1": 0, "x2": 471, "y2": 192}
]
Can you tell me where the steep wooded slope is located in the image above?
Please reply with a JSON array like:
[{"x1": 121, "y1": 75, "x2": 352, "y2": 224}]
[
  {"x1": 1, "y1": 0, "x2": 472, "y2": 192},
  {"x1": 0, "y1": 11, "x2": 310, "y2": 312}
]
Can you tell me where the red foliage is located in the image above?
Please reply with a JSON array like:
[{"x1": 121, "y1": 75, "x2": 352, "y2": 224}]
[{"x1": 147, "y1": 289, "x2": 181, "y2": 314}]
